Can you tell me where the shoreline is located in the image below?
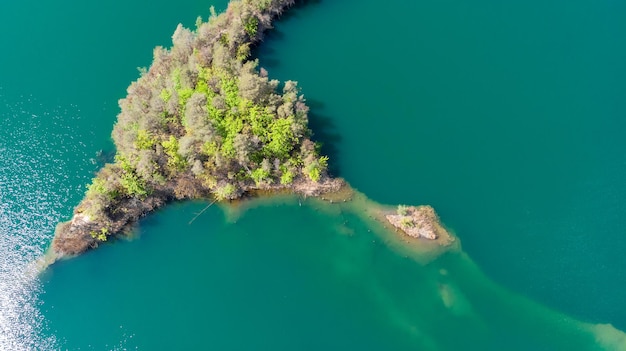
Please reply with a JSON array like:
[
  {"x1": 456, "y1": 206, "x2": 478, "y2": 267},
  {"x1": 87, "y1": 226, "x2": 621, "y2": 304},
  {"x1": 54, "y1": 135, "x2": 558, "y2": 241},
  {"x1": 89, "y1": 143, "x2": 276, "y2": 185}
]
[
  {"x1": 49, "y1": 175, "x2": 345, "y2": 259},
  {"x1": 45, "y1": 0, "x2": 449, "y2": 264},
  {"x1": 47, "y1": 178, "x2": 454, "y2": 265}
]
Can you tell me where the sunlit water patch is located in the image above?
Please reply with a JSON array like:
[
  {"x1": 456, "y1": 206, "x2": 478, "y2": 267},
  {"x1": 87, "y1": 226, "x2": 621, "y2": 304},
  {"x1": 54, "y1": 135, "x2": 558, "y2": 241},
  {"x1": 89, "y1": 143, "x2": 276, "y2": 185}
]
[{"x1": 0, "y1": 91, "x2": 96, "y2": 350}]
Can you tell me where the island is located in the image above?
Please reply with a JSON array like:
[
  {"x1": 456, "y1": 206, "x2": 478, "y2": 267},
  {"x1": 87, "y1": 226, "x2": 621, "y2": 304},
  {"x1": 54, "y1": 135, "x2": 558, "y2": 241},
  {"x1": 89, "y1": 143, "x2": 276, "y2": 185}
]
[
  {"x1": 51, "y1": 0, "x2": 448, "y2": 259},
  {"x1": 387, "y1": 205, "x2": 440, "y2": 240}
]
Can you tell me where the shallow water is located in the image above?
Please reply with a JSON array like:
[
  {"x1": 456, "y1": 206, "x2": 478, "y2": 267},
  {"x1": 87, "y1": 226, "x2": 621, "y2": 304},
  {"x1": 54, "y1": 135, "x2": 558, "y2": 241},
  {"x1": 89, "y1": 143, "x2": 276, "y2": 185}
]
[
  {"x1": 37, "y1": 196, "x2": 626, "y2": 350},
  {"x1": 256, "y1": 0, "x2": 626, "y2": 329},
  {"x1": 0, "y1": 0, "x2": 625, "y2": 349}
]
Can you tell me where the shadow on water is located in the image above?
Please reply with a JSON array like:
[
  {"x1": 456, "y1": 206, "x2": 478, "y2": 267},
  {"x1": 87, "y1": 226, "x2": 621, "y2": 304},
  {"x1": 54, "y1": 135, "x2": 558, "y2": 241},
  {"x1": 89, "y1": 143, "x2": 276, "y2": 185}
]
[
  {"x1": 257, "y1": 57, "x2": 281, "y2": 69},
  {"x1": 306, "y1": 99, "x2": 342, "y2": 177},
  {"x1": 252, "y1": 0, "x2": 340, "y2": 176},
  {"x1": 255, "y1": 27, "x2": 284, "y2": 69},
  {"x1": 95, "y1": 148, "x2": 116, "y2": 167},
  {"x1": 263, "y1": 28, "x2": 285, "y2": 41},
  {"x1": 285, "y1": 0, "x2": 323, "y2": 21},
  {"x1": 254, "y1": 0, "x2": 323, "y2": 67}
]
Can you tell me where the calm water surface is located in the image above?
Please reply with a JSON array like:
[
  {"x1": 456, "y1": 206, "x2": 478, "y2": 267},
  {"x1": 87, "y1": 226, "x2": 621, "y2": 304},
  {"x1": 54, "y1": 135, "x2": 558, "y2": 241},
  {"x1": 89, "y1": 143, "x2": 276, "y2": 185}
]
[
  {"x1": 0, "y1": 0, "x2": 624, "y2": 349},
  {"x1": 257, "y1": 0, "x2": 626, "y2": 328}
]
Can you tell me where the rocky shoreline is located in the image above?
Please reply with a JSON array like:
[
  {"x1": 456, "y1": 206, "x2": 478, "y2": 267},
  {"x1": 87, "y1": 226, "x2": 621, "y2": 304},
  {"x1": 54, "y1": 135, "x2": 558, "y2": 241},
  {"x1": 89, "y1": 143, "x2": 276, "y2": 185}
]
[
  {"x1": 386, "y1": 205, "x2": 439, "y2": 239},
  {"x1": 51, "y1": 176, "x2": 345, "y2": 258},
  {"x1": 47, "y1": 0, "x2": 447, "y2": 263},
  {"x1": 50, "y1": 175, "x2": 453, "y2": 261}
]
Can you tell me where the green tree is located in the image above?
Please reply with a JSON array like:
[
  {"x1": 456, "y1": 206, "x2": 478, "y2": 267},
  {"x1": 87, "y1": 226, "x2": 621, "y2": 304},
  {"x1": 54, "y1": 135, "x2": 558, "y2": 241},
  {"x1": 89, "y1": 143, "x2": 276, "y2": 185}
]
[
  {"x1": 243, "y1": 16, "x2": 258, "y2": 37},
  {"x1": 213, "y1": 183, "x2": 237, "y2": 200}
]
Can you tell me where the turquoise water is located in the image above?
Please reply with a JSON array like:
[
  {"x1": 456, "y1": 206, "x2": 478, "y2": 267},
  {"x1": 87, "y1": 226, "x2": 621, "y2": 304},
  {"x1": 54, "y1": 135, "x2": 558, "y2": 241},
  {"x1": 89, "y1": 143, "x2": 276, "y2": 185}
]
[
  {"x1": 256, "y1": 0, "x2": 626, "y2": 327},
  {"x1": 36, "y1": 197, "x2": 622, "y2": 350},
  {"x1": 0, "y1": 0, "x2": 625, "y2": 349}
]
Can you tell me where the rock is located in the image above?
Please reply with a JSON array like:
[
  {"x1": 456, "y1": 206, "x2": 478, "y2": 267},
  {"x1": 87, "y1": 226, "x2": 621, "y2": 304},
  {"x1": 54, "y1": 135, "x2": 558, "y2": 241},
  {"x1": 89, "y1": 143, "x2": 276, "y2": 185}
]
[{"x1": 385, "y1": 205, "x2": 439, "y2": 240}]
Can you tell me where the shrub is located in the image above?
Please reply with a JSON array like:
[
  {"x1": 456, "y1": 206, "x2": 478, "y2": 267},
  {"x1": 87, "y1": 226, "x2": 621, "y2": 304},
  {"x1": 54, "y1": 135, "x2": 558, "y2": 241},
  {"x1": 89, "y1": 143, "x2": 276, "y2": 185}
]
[
  {"x1": 251, "y1": 167, "x2": 271, "y2": 186},
  {"x1": 280, "y1": 169, "x2": 294, "y2": 185},
  {"x1": 160, "y1": 89, "x2": 172, "y2": 102},
  {"x1": 120, "y1": 172, "x2": 148, "y2": 198},
  {"x1": 135, "y1": 129, "x2": 156, "y2": 150},
  {"x1": 397, "y1": 205, "x2": 409, "y2": 216},
  {"x1": 90, "y1": 227, "x2": 109, "y2": 242},
  {"x1": 162, "y1": 136, "x2": 188, "y2": 173},
  {"x1": 304, "y1": 155, "x2": 328, "y2": 182},
  {"x1": 86, "y1": 177, "x2": 108, "y2": 197},
  {"x1": 243, "y1": 16, "x2": 258, "y2": 37},
  {"x1": 400, "y1": 217, "x2": 415, "y2": 228},
  {"x1": 214, "y1": 183, "x2": 237, "y2": 200},
  {"x1": 237, "y1": 43, "x2": 251, "y2": 61},
  {"x1": 308, "y1": 167, "x2": 321, "y2": 182}
]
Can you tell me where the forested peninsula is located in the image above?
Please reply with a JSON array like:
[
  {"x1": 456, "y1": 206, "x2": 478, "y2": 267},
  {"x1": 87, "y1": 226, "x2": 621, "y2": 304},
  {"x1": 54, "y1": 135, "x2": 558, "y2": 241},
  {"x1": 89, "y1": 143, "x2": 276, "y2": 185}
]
[{"x1": 51, "y1": 0, "x2": 443, "y2": 258}]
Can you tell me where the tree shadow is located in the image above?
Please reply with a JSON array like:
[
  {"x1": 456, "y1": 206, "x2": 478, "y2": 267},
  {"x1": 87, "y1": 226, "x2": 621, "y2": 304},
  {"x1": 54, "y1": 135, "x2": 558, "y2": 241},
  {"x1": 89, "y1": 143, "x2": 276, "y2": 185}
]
[
  {"x1": 253, "y1": 0, "x2": 341, "y2": 175},
  {"x1": 96, "y1": 148, "x2": 116, "y2": 166},
  {"x1": 279, "y1": 0, "x2": 323, "y2": 22},
  {"x1": 254, "y1": 28, "x2": 281, "y2": 68},
  {"x1": 257, "y1": 57, "x2": 281, "y2": 69},
  {"x1": 307, "y1": 98, "x2": 342, "y2": 177},
  {"x1": 254, "y1": 0, "x2": 324, "y2": 68}
]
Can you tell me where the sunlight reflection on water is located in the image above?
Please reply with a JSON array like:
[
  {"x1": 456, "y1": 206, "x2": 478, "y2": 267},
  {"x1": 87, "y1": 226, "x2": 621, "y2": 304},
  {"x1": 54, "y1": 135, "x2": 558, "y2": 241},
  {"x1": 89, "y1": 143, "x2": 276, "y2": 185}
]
[{"x1": 0, "y1": 93, "x2": 92, "y2": 350}]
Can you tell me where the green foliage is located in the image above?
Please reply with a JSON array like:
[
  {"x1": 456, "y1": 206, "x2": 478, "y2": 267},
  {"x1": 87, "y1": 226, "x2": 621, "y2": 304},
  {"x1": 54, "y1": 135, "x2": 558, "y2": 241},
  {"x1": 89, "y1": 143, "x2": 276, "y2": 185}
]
[
  {"x1": 90, "y1": 227, "x2": 109, "y2": 242},
  {"x1": 214, "y1": 183, "x2": 236, "y2": 200},
  {"x1": 221, "y1": 76, "x2": 240, "y2": 108},
  {"x1": 243, "y1": 16, "x2": 258, "y2": 37},
  {"x1": 319, "y1": 155, "x2": 329, "y2": 169},
  {"x1": 99, "y1": 0, "x2": 330, "y2": 216},
  {"x1": 116, "y1": 154, "x2": 134, "y2": 173},
  {"x1": 135, "y1": 129, "x2": 156, "y2": 150},
  {"x1": 255, "y1": 0, "x2": 272, "y2": 11},
  {"x1": 248, "y1": 105, "x2": 274, "y2": 139},
  {"x1": 178, "y1": 87, "x2": 194, "y2": 108},
  {"x1": 62, "y1": 0, "x2": 342, "y2": 250},
  {"x1": 308, "y1": 167, "x2": 321, "y2": 182},
  {"x1": 162, "y1": 136, "x2": 179, "y2": 157},
  {"x1": 202, "y1": 141, "x2": 219, "y2": 157},
  {"x1": 120, "y1": 172, "x2": 148, "y2": 197},
  {"x1": 195, "y1": 78, "x2": 209, "y2": 96},
  {"x1": 265, "y1": 117, "x2": 296, "y2": 159},
  {"x1": 221, "y1": 137, "x2": 236, "y2": 158},
  {"x1": 84, "y1": 164, "x2": 124, "y2": 216},
  {"x1": 400, "y1": 217, "x2": 415, "y2": 228},
  {"x1": 223, "y1": 114, "x2": 244, "y2": 137},
  {"x1": 162, "y1": 136, "x2": 187, "y2": 173},
  {"x1": 87, "y1": 177, "x2": 108, "y2": 197},
  {"x1": 251, "y1": 167, "x2": 271, "y2": 186},
  {"x1": 280, "y1": 169, "x2": 294, "y2": 185},
  {"x1": 160, "y1": 89, "x2": 172, "y2": 102},
  {"x1": 112, "y1": 154, "x2": 150, "y2": 197},
  {"x1": 172, "y1": 67, "x2": 183, "y2": 90},
  {"x1": 237, "y1": 43, "x2": 251, "y2": 62},
  {"x1": 304, "y1": 155, "x2": 329, "y2": 182},
  {"x1": 397, "y1": 205, "x2": 409, "y2": 216},
  {"x1": 219, "y1": 33, "x2": 229, "y2": 46}
]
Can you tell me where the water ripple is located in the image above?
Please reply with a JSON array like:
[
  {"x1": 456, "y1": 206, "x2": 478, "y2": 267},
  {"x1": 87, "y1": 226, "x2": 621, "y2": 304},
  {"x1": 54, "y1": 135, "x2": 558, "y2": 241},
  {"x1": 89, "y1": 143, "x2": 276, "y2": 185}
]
[{"x1": 0, "y1": 93, "x2": 94, "y2": 350}]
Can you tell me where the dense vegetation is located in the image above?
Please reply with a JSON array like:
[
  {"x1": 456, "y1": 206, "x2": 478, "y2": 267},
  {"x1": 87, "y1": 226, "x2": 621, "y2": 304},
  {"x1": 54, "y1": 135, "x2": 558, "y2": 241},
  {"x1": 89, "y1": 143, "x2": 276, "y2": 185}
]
[{"x1": 71, "y1": 0, "x2": 330, "y2": 243}]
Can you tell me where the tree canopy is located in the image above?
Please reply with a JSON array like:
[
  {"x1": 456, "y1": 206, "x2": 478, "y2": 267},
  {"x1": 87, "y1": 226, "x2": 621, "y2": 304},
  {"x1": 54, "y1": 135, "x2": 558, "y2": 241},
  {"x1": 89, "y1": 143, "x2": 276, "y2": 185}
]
[{"x1": 79, "y1": 0, "x2": 329, "y2": 228}]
